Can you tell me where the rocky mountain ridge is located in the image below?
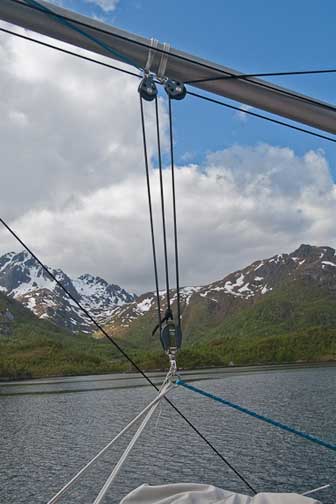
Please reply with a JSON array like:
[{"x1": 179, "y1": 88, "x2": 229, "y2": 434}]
[
  {"x1": 1, "y1": 244, "x2": 336, "y2": 378},
  {"x1": 103, "y1": 244, "x2": 336, "y2": 343},
  {"x1": 1, "y1": 244, "x2": 336, "y2": 339},
  {"x1": 0, "y1": 251, "x2": 135, "y2": 333}
]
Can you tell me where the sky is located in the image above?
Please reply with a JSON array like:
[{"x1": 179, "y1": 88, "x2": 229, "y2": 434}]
[{"x1": 0, "y1": 0, "x2": 336, "y2": 293}]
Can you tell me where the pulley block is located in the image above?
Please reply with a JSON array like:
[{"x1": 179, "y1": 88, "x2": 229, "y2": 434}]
[
  {"x1": 164, "y1": 79, "x2": 187, "y2": 100},
  {"x1": 138, "y1": 75, "x2": 158, "y2": 101},
  {"x1": 160, "y1": 320, "x2": 182, "y2": 354}
]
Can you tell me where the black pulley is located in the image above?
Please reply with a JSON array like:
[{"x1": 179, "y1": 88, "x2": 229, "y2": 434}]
[
  {"x1": 164, "y1": 79, "x2": 187, "y2": 100},
  {"x1": 160, "y1": 320, "x2": 182, "y2": 354},
  {"x1": 138, "y1": 75, "x2": 158, "y2": 101}
]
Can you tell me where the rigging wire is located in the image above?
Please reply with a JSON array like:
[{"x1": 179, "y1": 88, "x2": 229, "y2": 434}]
[
  {"x1": 9, "y1": 0, "x2": 336, "y2": 115},
  {"x1": 1, "y1": 26, "x2": 336, "y2": 145},
  {"x1": 0, "y1": 5, "x2": 331, "y2": 494},
  {"x1": 186, "y1": 68, "x2": 336, "y2": 84},
  {"x1": 22, "y1": 0, "x2": 140, "y2": 69},
  {"x1": 187, "y1": 90, "x2": 336, "y2": 144},
  {"x1": 0, "y1": 216, "x2": 256, "y2": 495},
  {"x1": 168, "y1": 98, "x2": 181, "y2": 327},
  {"x1": 139, "y1": 96, "x2": 162, "y2": 334},
  {"x1": 0, "y1": 26, "x2": 142, "y2": 78},
  {"x1": 3, "y1": 25, "x2": 336, "y2": 87},
  {"x1": 155, "y1": 96, "x2": 171, "y2": 313}
]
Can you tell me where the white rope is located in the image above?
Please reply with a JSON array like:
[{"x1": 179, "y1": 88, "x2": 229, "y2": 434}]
[
  {"x1": 157, "y1": 42, "x2": 170, "y2": 80},
  {"x1": 144, "y1": 38, "x2": 158, "y2": 74},
  {"x1": 93, "y1": 380, "x2": 171, "y2": 504},
  {"x1": 302, "y1": 483, "x2": 331, "y2": 496},
  {"x1": 46, "y1": 380, "x2": 173, "y2": 504}
]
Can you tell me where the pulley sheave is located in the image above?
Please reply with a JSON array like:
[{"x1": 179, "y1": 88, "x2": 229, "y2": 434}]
[
  {"x1": 164, "y1": 79, "x2": 187, "y2": 100},
  {"x1": 138, "y1": 75, "x2": 158, "y2": 101}
]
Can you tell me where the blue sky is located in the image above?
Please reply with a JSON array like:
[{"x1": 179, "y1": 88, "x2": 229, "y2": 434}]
[{"x1": 61, "y1": 0, "x2": 336, "y2": 174}]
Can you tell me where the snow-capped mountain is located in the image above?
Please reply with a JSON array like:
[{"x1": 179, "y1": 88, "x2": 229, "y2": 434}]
[
  {"x1": 103, "y1": 244, "x2": 336, "y2": 340},
  {"x1": 0, "y1": 251, "x2": 135, "y2": 333},
  {"x1": 2, "y1": 244, "x2": 336, "y2": 338}
]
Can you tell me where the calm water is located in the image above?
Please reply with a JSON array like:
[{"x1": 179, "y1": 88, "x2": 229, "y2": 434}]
[{"x1": 0, "y1": 366, "x2": 335, "y2": 504}]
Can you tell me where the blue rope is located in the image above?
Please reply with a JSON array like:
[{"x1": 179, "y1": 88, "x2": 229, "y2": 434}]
[
  {"x1": 24, "y1": 0, "x2": 140, "y2": 69},
  {"x1": 176, "y1": 379, "x2": 336, "y2": 452}
]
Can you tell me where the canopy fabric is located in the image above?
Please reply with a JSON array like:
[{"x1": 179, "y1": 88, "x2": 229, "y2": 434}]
[{"x1": 120, "y1": 484, "x2": 320, "y2": 504}]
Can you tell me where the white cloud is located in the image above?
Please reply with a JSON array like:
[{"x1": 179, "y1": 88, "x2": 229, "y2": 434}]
[
  {"x1": 1, "y1": 26, "x2": 336, "y2": 294},
  {"x1": 0, "y1": 24, "x2": 165, "y2": 219},
  {"x1": 236, "y1": 104, "x2": 252, "y2": 122},
  {"x1": 85, "y1": 0, "x2": 119, "y2": 12}
]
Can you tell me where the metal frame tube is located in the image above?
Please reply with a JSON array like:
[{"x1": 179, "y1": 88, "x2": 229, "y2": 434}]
[{"x1": 0, "y1": 0, "x2": 336, "y2": 134}]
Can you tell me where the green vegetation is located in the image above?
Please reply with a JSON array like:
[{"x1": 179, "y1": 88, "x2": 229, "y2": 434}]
[
  {"x1": 0, "y1": 332, "x2": 132, "y2": 379},
  {"x1": 0, "y1": 293, "x2": 130, "y2": 379},
  {"x1": 1, "y1": 279, "x2": 336, "y2": 380}
]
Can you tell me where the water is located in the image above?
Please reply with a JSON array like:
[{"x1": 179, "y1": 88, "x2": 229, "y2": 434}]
[{"x1": 0, "y1": 366, "x2": 335, "y2": 504}]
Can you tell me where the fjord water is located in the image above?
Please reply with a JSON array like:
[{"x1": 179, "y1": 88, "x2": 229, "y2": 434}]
[{"x1": 0, "y1": 366, "x2": 335, "y2": 504}]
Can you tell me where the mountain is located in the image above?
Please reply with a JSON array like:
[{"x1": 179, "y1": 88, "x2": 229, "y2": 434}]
[
  {"x1": 1, "y1": 244, "x2": 335, "y2": 379},
  {"x1": 102, "y1": 244, "x2": 336, "y2": 364},
  {"x1": 0, "y1": 251, "x2": 135, "y2": 334},
  {"x1": 0, "y1": 290, "x2": 131, "y2": 379}
]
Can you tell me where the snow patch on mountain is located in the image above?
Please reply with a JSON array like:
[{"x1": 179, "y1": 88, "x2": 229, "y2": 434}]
[
  {"x1": 137, "y1": 297, "x2": 153, "y2": 313},
  {"x1": 104, "y1": 243, "x2": 336, "y2": 334},
  {"x1": 322, "y1": 261, "x2": 336, "y2": 267},
  {"x1": 0, "y1": 251, "x2": 136, "y2": 333}
]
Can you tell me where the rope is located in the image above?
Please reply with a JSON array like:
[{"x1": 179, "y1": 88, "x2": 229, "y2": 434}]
[
  {"x1": 22, "y1": 0, "x2": 140, "y2": 69},
  {"x1": 138, "y1": 100, "x2": 256, "y2": 493},
  {"x1": 46, "y1": 382, "x2": 173, "y2": 504},
  {"x1": 302, "y1": 483, "x2": 331, "y2": 496},
  {"x1": 177, "y1": 380, "x2": 336, "y2": 452},
  {"x1": 93, "y1": 378, "x2": 172, "y2": 504},
  {"x1": 139, "y1": 96, "x2": 162, "y2": 332},
  {"x1": 93, "y1": 396, "x2": 163, "y2": 504},
  {"x1": 154, "y1": 96, "x2": 171, "y2": 312},
  {"x1": 0, "y1": 27, "x2": 141, "y2": 78},
  {"x1": 187, "y1": 91, "x2": 336, "y2": 144},
  {"x1": 2, "y1": 28, "x2": 336, "y2": 144},
  {"x1": 168, "y1": 98, "x2": 181, "y2": 327},
  {"x1": 0, "y1": 220, "x2": 256, "y2": 494}
]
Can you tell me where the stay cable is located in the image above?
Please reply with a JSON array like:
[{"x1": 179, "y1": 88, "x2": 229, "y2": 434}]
[
  {"x1": 1, "y1": 27, "x2": 336, "y2": 144},
  {"x1": 0, "y1": 216, "x2": 256, "y2": 494},
  {"x1": 168, "y1": 98, "x2": 181, "y2": 327}
]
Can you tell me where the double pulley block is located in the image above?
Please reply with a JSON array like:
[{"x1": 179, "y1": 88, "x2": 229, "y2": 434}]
[{"x1": 138, "y1": 74, "x2": 187, "y2": 101}]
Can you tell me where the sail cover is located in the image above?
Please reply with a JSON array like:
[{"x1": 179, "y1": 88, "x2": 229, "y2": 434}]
[{"x1": 120, "y1": 484, "x2": 320, "y2": 504}]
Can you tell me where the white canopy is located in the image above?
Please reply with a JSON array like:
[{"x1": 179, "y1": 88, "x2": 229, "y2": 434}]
[{"x1": 120, "y1": 483, "x2": 320, "y2": 504}]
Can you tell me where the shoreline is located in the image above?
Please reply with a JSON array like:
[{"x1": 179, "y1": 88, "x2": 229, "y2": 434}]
[{"x1": 1, "y1": 360, "x2": 335, "y2": 387}]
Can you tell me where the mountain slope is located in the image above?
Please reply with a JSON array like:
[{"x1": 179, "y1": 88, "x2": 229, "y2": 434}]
[
  {"x1": 0, "y1": 251, "x2": 135, "y2": 333},
  {"x1": 1, "y1": 244, "x2": 336, "y2": 378},
  {"x1": 0, "y1": 291, "x2": 131, "y2": 379},
  {"x1": 102, "y1": 244, "x2": 336, "y2": 364}
]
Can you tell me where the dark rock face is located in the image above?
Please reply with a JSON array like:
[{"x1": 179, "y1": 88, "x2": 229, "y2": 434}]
[
  {"x1": 0, "y1": 309, "x2": 14, "y2": 336},
  {"x1": 0, "y1": 251, "x2": 136, "y2": 333}
]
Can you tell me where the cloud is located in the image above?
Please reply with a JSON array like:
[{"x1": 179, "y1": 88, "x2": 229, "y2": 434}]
[
  {"x1": 85, "y1": 0, "x2": 119, "y2": 12},
  {"x1": 0, "y1": 25, "x2": 165, "y2": 220},
  {"x1": 236, "y1": 104, "x2": 252, "y2": 122},
  {"x1": 1, "y1": 27, "x2": 336, "y2": 294}
]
